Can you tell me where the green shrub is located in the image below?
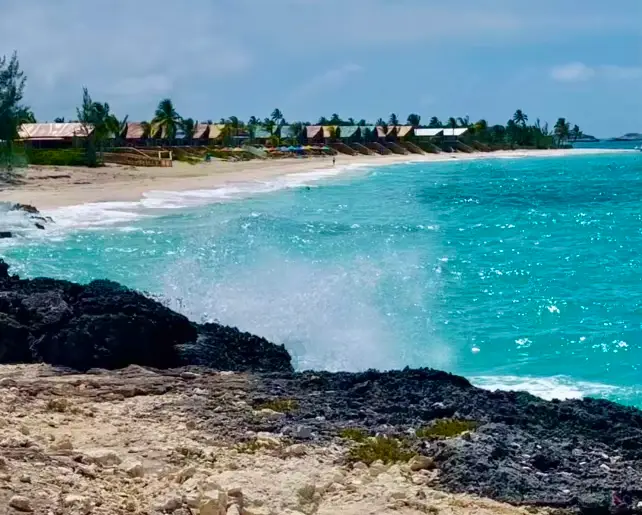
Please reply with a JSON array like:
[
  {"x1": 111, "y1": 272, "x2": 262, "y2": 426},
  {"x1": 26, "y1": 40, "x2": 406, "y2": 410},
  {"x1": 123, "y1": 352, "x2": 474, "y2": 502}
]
[
  {"x1": 339, "y1": 428, "x2": 368, "y2": 443},
  {"x1": 347, "y1": 436, "x2": 414, "y2": 465},
  {"x1": 255, "y1": 398, "x2": 299, "y2": 413},
  {"x1": 416, "y1": 419, "x2": 478, "y2": 439},
  {"x1": 26, "y1": 148, "x2": 90, "y2": 167}
]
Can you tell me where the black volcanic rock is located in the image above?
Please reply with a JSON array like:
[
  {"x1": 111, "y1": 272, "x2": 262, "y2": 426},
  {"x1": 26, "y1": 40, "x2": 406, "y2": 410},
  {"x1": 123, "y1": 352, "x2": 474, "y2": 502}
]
[
  {"x1": 0, "y1": 259, "x2": 292, "y2": 373},
  {"x1": 178, "y1": 323, "x2": 292, "y2": 373}
]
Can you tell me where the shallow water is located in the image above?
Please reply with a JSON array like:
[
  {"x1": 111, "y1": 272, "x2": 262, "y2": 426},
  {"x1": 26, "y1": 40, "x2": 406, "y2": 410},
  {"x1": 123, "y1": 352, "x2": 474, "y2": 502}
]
[{"x1": 3, "y1": 152, "x2": 642, "y2": 406}]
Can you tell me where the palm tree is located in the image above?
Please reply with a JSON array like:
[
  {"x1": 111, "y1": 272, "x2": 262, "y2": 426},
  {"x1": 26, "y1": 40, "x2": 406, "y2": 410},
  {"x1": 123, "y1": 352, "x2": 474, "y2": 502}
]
[
  {"x1": 447, "y1": 117, "x2": 458, "y2": 129},
  {"x1": 512, "y1": 109, "x2": 528, "y2": 127},
  {"x1": 428, "y1": 117, "x2": 441, "y2": 128},
  {"x1": 407, "y1": 113, "x2": 421, "y2": 126},
  {"x1": 271, "y1": 108, "x2": 283, "y2": 124},
  {"x1": 139, "y1": 121, "x2": 152, "y2": 139},
  {"x1": 375, "y1": 118, "x2": 385, "y2": 126},
  {"x1": 152, "y1": 98, "x2": 182, "y2": 140},
  {"x1": 54, "y1": 117, "x2": 65, "y2": 123},
  {"x1": 106, "y1": 114, "x2": 129, "y2": 140},
  {"x1": 329, "y1": 113, "x2": 342, "y2": 125},
  {"x1": 506, "y1": 119, "x2": 519, "y2": 146},
  {"x1": 317, "y1": 116, "x2": 329, "y2": 125},
  {"x1": 357, "y1": 119, "x2": 367, "y2": 126},
  {"x1": 226, "y1": 116, "x2": 241, "y2": 141},
  {"x1": 571, "y1": 124, "x2": 582, "y2": 141},
  {"x1": 472, "y1": 119, "x2": 489, "y2": 142},
  {"x1": 288, "y1": 122, "x2": 305, "y2": 144},
  {"x1": 76, "y1": 87, "x2": 114, "y2": 166},
  {"x1": 347, "y1": 117, "x2": 355, "y2": 125},
  {"x1": 262, "y1": 118, "x2": 276, "y2": 135},
  {"x1": 247, "y1": 116, "x2": 259, "y2": 126},
  {"x1": 180, "y1": 117, "x2": 196, "y2": 143},
  {"x1": 388, "y1": 113, "x2": 399, "y2": 126},
  {"x1": 457, "y1": 115, "x2": 470, "y2": 127},
  {"x1": 554, "y1": 118, "x2": 570, "y2": 147}
]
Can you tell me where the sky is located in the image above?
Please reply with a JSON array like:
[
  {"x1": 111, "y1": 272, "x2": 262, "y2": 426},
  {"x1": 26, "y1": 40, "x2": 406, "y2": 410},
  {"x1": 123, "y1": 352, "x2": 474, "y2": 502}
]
[{"x1": 1, "y1": 0, "x2": 641, "y2": 137}]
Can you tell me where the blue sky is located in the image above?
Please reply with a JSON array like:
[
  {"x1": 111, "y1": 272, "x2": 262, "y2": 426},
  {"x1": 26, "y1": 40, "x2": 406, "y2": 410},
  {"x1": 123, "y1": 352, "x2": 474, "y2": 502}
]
[{"x1": 1, "y1": 0, "x2": 641, "y2": 136}]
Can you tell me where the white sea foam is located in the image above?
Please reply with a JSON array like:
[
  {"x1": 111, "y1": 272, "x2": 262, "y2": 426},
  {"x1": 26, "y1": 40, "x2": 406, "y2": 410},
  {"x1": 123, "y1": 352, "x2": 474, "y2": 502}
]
[
  {"x1": 471, "y1": 374, "x2": 631, "y2": 401},
  {"x1": 159, "y1": 247, "x2": 446, "y2": 373},
  {"x1": 33, "y1": 162, "x2": 374, "y2": 233},
  {"x1": 45, "y1": 202, "x2": 145, "y2": 229}
]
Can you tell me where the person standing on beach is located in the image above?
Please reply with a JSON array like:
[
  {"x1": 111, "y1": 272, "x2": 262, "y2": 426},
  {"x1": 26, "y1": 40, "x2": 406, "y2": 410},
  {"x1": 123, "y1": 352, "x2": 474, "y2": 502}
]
[{"x1": 332, "y1": 156, "x2": 336, "y2": 167}]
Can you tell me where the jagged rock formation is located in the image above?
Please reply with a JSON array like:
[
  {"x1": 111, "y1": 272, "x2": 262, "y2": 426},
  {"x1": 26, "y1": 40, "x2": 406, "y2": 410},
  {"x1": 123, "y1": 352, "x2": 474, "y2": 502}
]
[{"x1": 0, "y1": 260, "x2": 292, "y2": 373}]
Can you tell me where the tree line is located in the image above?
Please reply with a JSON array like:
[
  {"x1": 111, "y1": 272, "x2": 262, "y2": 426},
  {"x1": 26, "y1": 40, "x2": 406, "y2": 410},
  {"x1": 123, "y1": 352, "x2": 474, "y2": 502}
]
[{"x1": 1, "y1": 51, "x2": 583, "y2": 169}]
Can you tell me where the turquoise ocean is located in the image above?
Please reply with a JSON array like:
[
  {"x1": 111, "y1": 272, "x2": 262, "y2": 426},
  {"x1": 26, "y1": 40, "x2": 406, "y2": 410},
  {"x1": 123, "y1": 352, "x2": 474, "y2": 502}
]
[{"x1": 3, "y1": 149, "x2": 642, "y2": 406}]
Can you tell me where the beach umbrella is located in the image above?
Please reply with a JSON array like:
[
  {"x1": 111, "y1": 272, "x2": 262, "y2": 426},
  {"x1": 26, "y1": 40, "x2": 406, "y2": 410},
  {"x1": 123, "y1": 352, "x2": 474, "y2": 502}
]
[
  {"x1": 279, "y1": 146, "x2": 288, "y2": 152},
  {"x1": 287, "y1": 146, "x2": 297, "y2": 151}
]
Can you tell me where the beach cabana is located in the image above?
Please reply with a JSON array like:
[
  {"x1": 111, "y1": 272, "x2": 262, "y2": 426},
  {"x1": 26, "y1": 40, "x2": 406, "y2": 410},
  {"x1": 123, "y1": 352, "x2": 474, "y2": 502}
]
[
  {"x1": 357, "y1": 125, "x2": 376, "y2": 142},
  {"x1": 376, "y1": 126, "x2": 388, "y2": 139},
  {"x1": 395, "y1": 126, "x2": 414, "y2": 140},
  {"x1": 442, "y1": 128, "x2": 469, "y2": 142},
  {"x1": 18, "y1": 123, "x2": 93, "y2": 149},
  {"x1": 336, "y1": 126, "x2": 360, "y2": 142},
  {"x1": 124, "y1": 122, "x2": 148, "y2": 145},
  {"x1": 415, "y1": 128, "x2": 444, "y2": 139},
  {"x1": 322, "y1": 126, "x2": 338, "y2": 141},
  {"x1": 208, "y1": 124, "x2": 226, "y2": 144},
  {"x1": 305, "y1": 126, "x2": 323, "y2": 144},
  {"x1": 252, "y1": 127, "x2": 272, "y2": 145},
  {"x1": 191, "y1": 123, "x2": 209, "y2": 144}
]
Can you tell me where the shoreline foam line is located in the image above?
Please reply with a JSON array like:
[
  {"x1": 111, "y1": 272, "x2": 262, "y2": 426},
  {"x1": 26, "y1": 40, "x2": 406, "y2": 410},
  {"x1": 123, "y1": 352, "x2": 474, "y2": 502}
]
[{"x1": 0, "y1": 148, "x2": 634, "y2": 239}]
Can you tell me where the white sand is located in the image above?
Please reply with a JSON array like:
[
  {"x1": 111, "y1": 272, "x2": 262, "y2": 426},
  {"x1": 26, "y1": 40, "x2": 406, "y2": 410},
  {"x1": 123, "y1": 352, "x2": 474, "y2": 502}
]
[{"x1": 0, "y1": 148, "x2": 624, "y2": 209}]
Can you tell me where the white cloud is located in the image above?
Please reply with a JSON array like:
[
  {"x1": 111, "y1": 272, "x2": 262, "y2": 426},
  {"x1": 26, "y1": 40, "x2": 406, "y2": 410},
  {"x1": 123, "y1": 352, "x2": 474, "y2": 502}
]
[
  {"x1": 550, "y1": 62, "x2": 596, "y2": 82},
  {"x1": 289, "y1": 64, "x2": 364, "y2": 103},
  {"x1": 551, "y1": 62, "x2": 642, "y2": 82},
  {"x1": 0, "y1": 0, "x2": 252, "y2": 118}
]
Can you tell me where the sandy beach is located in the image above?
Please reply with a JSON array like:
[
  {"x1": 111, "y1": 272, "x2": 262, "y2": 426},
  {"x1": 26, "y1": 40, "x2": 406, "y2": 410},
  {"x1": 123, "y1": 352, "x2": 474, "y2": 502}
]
[{"x1": 0, "y1": 148, "x2": 622, "y2": 209}]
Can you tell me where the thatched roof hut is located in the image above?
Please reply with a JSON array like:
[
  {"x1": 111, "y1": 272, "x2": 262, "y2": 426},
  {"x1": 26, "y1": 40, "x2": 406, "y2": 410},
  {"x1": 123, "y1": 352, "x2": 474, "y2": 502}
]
[
  {"x1": 124, "y1": 122, "x2": 147, "y2": 140},
  {"x1": 337, "y1": 126, "x2": 359, "y2": 139},
  {"x1": 18, "y1": 123, "x2": 93, "y2": 140},
  {"x1": 306, "y1": 126, "x2": 323, "y2": 141},
  {"x1": 395, "y1": 125, "x2": 414, "y2": 138},
  {"x1": 208, "y1": 124, "x2": 226, "y2": 141},
  {"x1": 376, "y1": 126, "x2": 388, "y2": 138},
  {"x1": 193, "y1": 123, "x2": 209, "y2": 140}
]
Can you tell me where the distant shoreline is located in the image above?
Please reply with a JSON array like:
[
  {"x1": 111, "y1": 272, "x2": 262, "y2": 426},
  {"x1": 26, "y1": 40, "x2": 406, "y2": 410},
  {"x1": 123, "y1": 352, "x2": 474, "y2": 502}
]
[{"x1": 0, "y1": 148, "x2": 632, "y2": 210}]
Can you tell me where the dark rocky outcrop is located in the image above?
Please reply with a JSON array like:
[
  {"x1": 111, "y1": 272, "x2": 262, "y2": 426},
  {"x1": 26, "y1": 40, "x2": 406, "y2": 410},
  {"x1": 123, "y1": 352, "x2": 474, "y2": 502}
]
[
  {"x1": 0, "y1": 204, "x2": 53, "y2": 237},
  {"x1": 9, "y1": 203, "x2": 40, "y2": 215},
  {"x1": 235, "y1": 370, "x2": 642, "y2": 514},
  {"x1": 0, "y1": 259, "x2": 292, "y2": 373},
  {"x1": 3, "y1": 259, "x2": 642, "y2": 513}
]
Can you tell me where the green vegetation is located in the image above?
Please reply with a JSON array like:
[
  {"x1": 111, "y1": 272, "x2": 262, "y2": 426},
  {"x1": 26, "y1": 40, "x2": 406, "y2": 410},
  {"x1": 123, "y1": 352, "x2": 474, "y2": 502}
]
[
  {"x1": 26, "y1": 148, "x2": 89, "y2": 167},
  {"x1": 255, "y1": 398, "x2": 299, "y2": 413},
  {"x1": 236, "y1": 439, "x2": 265, "y2": 454},
  {"x1": 416, "y1": 419, "x2": 478, "y2": 439},
  {"x1": 339, "y1": 428, "x2": 369, "y2": 443},
  {"x1": 1, "y1": 49, "x2": 590, "y2": 171},
  {"x1": 76, "y1": 87, "x2": 120, "y2": 167},
  {"x1": 347, "y1": 436, "x2": 414, "y2": 465},
  {"x1": 152, "y1": 98, "x2": 182, "y2": 140},
  {"x1": 0, "y1": 52, "x2": 33, "y2": 171}
]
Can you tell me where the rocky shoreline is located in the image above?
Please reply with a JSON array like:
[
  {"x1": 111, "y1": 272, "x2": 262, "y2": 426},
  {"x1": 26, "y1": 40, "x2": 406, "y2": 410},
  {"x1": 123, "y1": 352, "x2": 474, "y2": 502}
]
[{"x1": 1, "y1": 260, "x2": 642, "y2": 514}]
